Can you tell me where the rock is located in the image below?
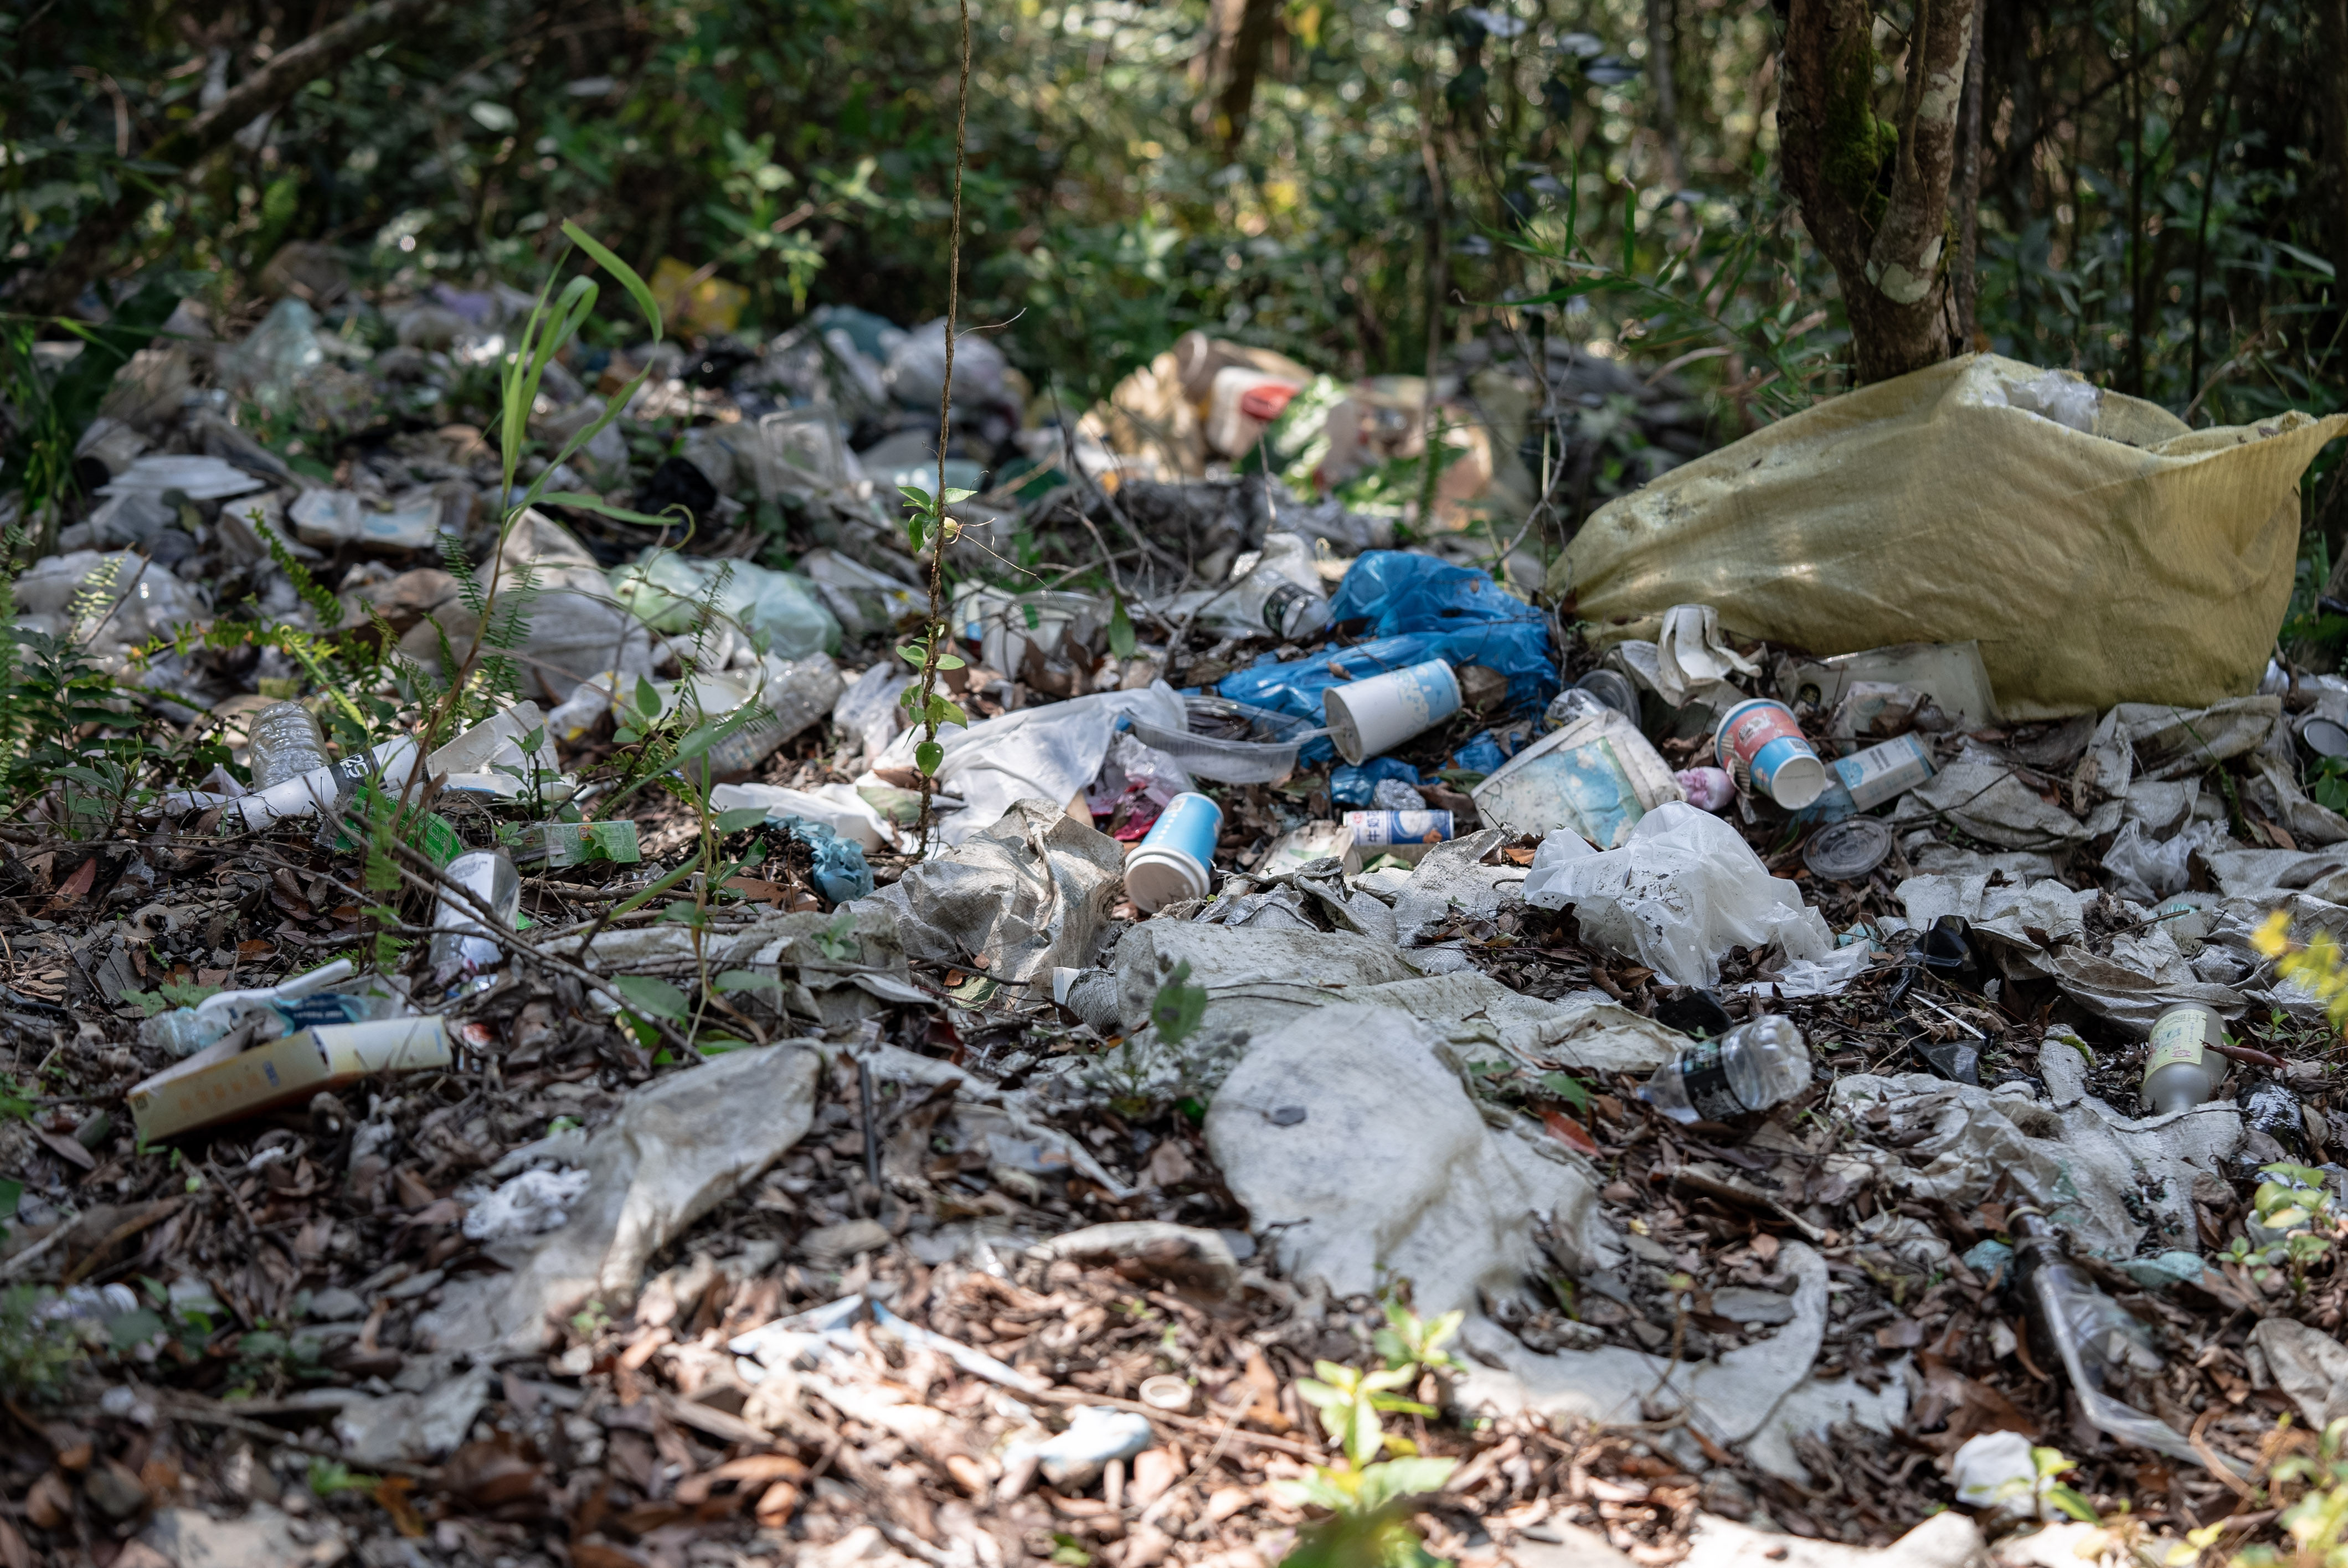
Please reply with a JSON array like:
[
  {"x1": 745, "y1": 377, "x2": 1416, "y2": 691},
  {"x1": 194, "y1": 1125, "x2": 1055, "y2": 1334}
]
[
  {"x1": 1505, "y1": 1523, "x2": 1638, "y2": 1568},
  {"x1": 140, "y1": 1504, "x2": 313, "y2": 1568},
  {"x1": 801, "y1": 1219, "x2": 892, "y2": 1268},
  {"x1": 85, "y1": 1457, "x2": 150, "y2": 1518},
  {"x1": 1679, "y1": 1510, "x2": 1987, "y2": 1568},
  {"x1": 333, "y1": 1360, "x2": 490, "y2": 1467},
  {"x1": 305, "y1": 1287, "x2": 367, "y2": 1322}
]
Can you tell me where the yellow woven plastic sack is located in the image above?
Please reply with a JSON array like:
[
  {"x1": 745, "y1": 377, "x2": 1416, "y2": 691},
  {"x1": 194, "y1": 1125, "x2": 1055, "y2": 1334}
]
[{"x1": 1552, "y1": 354, "x2": 2348, "y2": 720}]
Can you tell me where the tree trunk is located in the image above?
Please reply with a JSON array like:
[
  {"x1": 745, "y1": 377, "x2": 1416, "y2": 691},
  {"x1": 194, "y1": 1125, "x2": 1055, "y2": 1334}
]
[
  {"x1": 1778, "y1": 0, "x2": 1976, "y2": 383},
  {"x1": 14, "y1": 0, "x2": 448, "y2": 318},
  {"x1": 1645, "y1": 0, "x2": 1687, "y2": 187},
  {"x1": 1214, "y1": 0, "x2": 1284, "y2": 156},
  {"x1": 1951, "y1": 0, "x2": 1986, "y2": 347},
  {"x1": 2321, "y1": 0, "x2": 2348, "y2": 328}
]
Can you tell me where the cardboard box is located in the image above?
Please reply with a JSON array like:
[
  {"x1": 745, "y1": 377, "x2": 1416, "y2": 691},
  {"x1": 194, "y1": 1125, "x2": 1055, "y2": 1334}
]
[{"x1": 128, "y1": 1018, "x2": 451, "y2": 1142}]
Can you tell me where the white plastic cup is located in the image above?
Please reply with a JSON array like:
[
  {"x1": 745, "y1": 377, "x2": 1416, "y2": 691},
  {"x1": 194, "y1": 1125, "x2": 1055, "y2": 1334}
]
[
  {"x1": 1322, "y1": 660, "x2": 1461, "y2": 766},
  {"x1": 1125, "y1": 791, "x2": 1222, "y2": 912}
]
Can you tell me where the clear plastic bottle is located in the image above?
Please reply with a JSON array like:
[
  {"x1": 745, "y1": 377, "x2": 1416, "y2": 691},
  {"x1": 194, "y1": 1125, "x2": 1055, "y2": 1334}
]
[
  {"x1": 2140, "y1": 1002, "x2": 2225, "y2": 1116},
  {"x1": 429, "y1": 849, "x2": 521, "y2": 985},
  {"x1": 1543, "y1": 687, "x2": 1613, "y2": 730},
  {"x1": 1641, "y1": 1015, "x2": 1811, "y2": 1123},
  {"x1": 1217, "y1": 533, "x2": 1331, "y2": 642},
  {"x1": 247, "y1": 700, "x2": 329, "y2": 792},
  {"x1": 2010, "y1": 1212, "x2": 2195, "y2": 1461}
]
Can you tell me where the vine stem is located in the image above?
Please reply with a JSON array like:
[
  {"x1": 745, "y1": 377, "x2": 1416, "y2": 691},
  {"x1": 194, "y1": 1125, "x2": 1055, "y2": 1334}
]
[{"x1": 915, "y1": 0, "x2": 975, "y2": 855}]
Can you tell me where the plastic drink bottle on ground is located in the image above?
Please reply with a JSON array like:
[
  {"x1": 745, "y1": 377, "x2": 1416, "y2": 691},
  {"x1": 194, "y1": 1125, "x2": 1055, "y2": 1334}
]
[
  {"x1": 2140, "y1": 1002, "x2": 2226, "y2": 1116},
  {"x1": 429, "y1": 849, "x2": 521, "y2": 984},
  {"x1": 247, "y1": 700, "x2": 329, "y2": 791},
  {"x1": 1640, "y1": 1015, "x2": 1810, "y2": 1122},
  {"x1": 1198, "y1": 533, "x2": 1330, "y2": 642}
]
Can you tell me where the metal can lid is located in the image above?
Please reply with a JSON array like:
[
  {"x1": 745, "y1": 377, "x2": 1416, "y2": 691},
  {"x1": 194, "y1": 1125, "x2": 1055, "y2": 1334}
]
[{"x1": 1803, "y1": 816, "x2": 1894, "y2": 882}]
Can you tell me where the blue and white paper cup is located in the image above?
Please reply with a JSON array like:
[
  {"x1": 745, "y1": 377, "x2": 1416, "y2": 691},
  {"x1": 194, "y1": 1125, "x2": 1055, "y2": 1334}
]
[
  {"x1": 1125, "y1": 791, "x2": 1223, "y2": 911},
  {"x1": 1714, "y1": 697, "x2": 1827, "y2": 809},
  {"x1": 1322, "y1": 659, "x2": 1462, "y2": 766}
]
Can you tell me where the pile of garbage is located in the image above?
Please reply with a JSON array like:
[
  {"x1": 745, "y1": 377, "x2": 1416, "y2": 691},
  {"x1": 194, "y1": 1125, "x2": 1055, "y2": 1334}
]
[{"x1": 9, "y1": 259, "x2": 2348, "y2": 1568}]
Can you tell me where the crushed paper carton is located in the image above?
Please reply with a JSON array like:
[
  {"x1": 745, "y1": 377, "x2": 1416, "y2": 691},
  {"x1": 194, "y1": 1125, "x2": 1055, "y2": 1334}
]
[{"x1": 128, "y1": 1018, "x2": 450, "y2": 1142}]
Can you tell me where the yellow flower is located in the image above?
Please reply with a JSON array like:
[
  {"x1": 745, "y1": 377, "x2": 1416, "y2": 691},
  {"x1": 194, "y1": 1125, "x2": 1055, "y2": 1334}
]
[{"x1": 2254, "y1": 909, "x2": 2294, "y2": 958}]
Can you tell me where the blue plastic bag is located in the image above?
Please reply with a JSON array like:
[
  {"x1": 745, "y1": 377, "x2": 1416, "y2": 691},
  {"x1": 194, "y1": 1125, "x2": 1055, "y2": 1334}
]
[
  {"x1": 1217, "y1": 621, "x2": 1557, "y2": 762},
  {"x1": 1330, "y1": 757, "x2": 1422, "y2": 807},
  {"x1": 773, "y1": 816, "x2": 875, "y2": 904},
  {"x1": 1452, "y1": 731, "x2": 1508, "y2": 776},
  {"x1": 1329, "y1": 551, "x2": 1546, "y2": 637}
]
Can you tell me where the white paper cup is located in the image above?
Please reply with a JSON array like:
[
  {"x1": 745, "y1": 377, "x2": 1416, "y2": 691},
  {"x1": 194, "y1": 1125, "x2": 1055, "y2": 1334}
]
[
  {"x1": 1321, "y1": 659, "x2": 1461, "y2": 766},
  {"x1": 1124, "y1": 791, "x2": 1222, "y2": 911}
]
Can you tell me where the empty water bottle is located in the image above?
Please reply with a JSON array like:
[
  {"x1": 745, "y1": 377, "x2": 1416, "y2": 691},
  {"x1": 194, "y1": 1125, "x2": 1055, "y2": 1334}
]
[
  {"x1": 1223, "y1": 533, "x2": 1331, "y2": 642},
  {"x1": 429, "y1": 849, "x2": 520, "y2": 985},
  {"x1": 1641, "y1": 1014, "x2": 1810, "y2": 1123},
  {"x1": 247, "y1": 701, "x2": 329, "y2": 791},
  {"x1": 2010, "y1": 1211, "x2": 2195, "y2": 1461},
  {"x1": 2140, "y1": 1002, "x2": 2226, "y2": 1116}
]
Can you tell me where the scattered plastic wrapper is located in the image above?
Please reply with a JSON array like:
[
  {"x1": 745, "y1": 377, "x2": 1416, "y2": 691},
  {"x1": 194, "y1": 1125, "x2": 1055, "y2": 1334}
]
[
  {"x1": 1654, "y1": 603, "x2": 1760, "y2": 706},
  {"x1": 288, "y1": 488, "x2": 442, "y2": 551},
  {"x1": 710, "y1": 780, "x2": 897, "y2": 852},
  {"x1": 761, "y1": 816, "x2": 876, "y2": 904},
  {"x1": 872, "y1": 684, "x2": 1186, "y2": 846},
  {"x1": 1128, "y1": 695, "x2": 1319, "y2": 786},
  {"x1": 1007, "y1": 1407, "x2": 1157, "y2": 1492},
  {"x1": 611, "y1": 552, "x2": 842, "y2": 661},
  {"x1": 861, "y1": 799, "x2": 1126, "y2": 981},
  {"x1": 420, "y1": 1044, "x2": 823, "y2": 1356},
  {"x1": 1330, "y1": 756, "x2": 1421, "y2": 807},
  {"x1": 536, "y1": 820, "x2": 641, "y2": 868},
  {"x1": 1523, "y1": 802, "x2": 1835, "y2": 988},
  {"x1": 128, "y1": 1017, "x2": 451, "y2": 1143},
  {"x1": 1473, "y1": 706, "x2": 1681, "y2": 847}
]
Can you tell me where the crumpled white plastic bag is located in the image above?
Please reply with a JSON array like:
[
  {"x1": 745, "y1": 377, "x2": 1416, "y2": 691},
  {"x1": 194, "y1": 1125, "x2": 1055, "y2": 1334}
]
[{"x1": 1522, "y1": 802, "x2": 1833, "y2": 987}]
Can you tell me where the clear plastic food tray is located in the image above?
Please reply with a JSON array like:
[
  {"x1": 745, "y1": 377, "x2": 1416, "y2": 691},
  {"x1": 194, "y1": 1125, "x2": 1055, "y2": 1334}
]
[{"x1": 1129, "y1": 696, "x2": 1324, "y2": 785}]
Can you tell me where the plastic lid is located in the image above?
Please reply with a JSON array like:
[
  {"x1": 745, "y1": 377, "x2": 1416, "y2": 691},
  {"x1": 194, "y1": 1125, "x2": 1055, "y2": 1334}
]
[
  {"x1": 2305, "y1": 717, "x2": 2348, "y2": 758},
  {"x1": 1762, "y1": 754, "x2": 1829, "y2": 810},
  {"x1": 1125, "y1": 845, "x2": 1208, "y2": 912},
  {"x1": 1803, "y1": 816, "x2": 1893, "y2": 881}
]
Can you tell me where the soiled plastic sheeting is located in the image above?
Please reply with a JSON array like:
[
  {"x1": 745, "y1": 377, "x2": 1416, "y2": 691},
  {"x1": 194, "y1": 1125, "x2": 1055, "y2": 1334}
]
[
  {"x1": 1522, "y1": 802, "x2": 1833, "y2": 988},
  {"x1": 874, "y1": 684, "x2": 1188, "y2": 846},
  {"x1": 1553, "y1": 353, "x2": 2348, "y2": 719},
  {"x1": 1204, "y1": 1004, "x2": 1614, "y2": 1320},
  {"x1": 858, "y1": 800, "x2": 1125, "y2": 983},
  {"x1": 1828, "y1": 1036, "x2": 2244, "y2": 1258},
  {"x1": 417, "y1": 1044, "x2": 823, "y2": 1356},
  {"x1": 1217, "y1": 621, "x2": 1557, "y2": 764}
]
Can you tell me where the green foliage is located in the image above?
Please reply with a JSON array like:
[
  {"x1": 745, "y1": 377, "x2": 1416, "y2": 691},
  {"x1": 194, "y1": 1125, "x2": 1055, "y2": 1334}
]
[
  {"x1": 1151, "y1": 960, "x2": 1208, "y2": 1046},
  {"x1": 0, "y1": 1286, "x2": 87, "y2": 1402},
  {"x1": 1275, "y1": 1286, "x2": 1461, "y2": 1568},
  {"x1": 306, "y1": 1458, "x2": 380, "y2": 1498}
]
